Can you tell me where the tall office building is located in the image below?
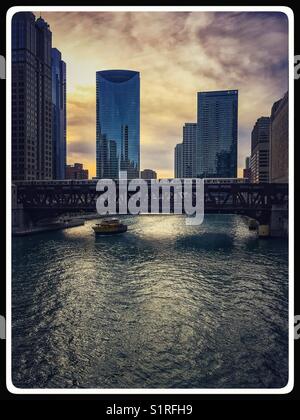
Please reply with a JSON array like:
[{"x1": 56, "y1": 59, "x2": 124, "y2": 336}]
[
  {"x1": 250, "y1": 117, "x2": 270, "y2": 183},
  {"x1": 197, "y1": 90, "x2": 238, "y2": 178},
  {"x1": 243, "y1": 156, "x2": 251, "y2": 180},
  {"x1": 183, "y1": 123, "x2": 197, "y2": 178},
  {"x1": 12, "y1": 12, "x2": 52, "y2": 180},
  {"x1": 96, "y1": 70, "x2": 140, "y2": 179},
  {"x1": 52, "y1": 48, "x2": 66, "y2": 179},
  {"x1": 174, "y1": 143, "x2": 183, "y2": 178},
  {"x1": 270, "y1": 92, "x2": 288, "y2": 183}
]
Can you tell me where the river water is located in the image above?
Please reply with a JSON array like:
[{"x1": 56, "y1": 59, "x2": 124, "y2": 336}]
[{"x1": 12, "y1": 215, "x2": 289, "y2": 389}]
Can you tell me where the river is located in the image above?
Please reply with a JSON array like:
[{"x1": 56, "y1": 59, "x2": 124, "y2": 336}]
[{"x1": 12, "y1": 214, "x2": 289, "y2": 389}]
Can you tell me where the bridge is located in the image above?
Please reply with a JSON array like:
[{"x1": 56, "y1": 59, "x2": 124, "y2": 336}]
[{"x1": 12, "y1": 180, "x2": 288, "y2": 236}]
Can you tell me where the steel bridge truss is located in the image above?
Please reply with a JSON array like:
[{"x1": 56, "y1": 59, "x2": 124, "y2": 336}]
[{"x1": 14, "y1": 181, "x2": 288, "y2": 223}]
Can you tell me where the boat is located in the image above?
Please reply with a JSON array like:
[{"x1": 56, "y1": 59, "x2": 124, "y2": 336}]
[
  {"x1": 248, "y1": 219, "x2": 258, "y2": 231},
  {"x1": 92, "y1": 218, "x2": 127, "y2": 235}
]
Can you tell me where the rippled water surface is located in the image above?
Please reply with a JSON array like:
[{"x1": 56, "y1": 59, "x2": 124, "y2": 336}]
[{"x1": 12, "y1": 215, "x2": 289, "y2": 388}]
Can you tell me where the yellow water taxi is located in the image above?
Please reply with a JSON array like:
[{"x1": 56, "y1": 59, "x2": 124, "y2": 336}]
[{"x1": 92, "y1": 218, "x2": 127, "y2": 235}]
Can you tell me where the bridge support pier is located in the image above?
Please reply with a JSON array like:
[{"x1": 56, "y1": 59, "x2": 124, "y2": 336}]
[
  {"x1": 256, "y1": 205, "x2": 288, "y2": 238},
  {"x1": 12, "y1": 184, "x2": 34, "y2": 231},
  {"x1": 269, "y1": 204, "x2": 288, "y2": 238},
  {"x1": 258, "y1": 224, "x2": 270, "y2": 238},
  {"x1": 12, "y1": 184, "x2": 25, "y2": 230}
]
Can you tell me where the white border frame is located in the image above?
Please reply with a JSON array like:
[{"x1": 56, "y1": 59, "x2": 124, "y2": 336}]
[{"x1": 6, "y1": 5, "x2": 294, "y2": 395}]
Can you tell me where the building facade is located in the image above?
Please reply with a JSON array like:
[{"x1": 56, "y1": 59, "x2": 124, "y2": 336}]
[
  {"x1": 250, "y1": 117, "x2": 270, "y2": 183},
  {"x1": 96, "y1": 70, "x2": 140, "y2": 179},
  {"x1": 12, "y1": 12, "x2": 52, "y2": 180},
  {"x1": 197, "y1": 90, "x2": 238, "y2": 178},
  {"x1": 243, "y1": 156, "x2": 251, "y2": 180},
  {"x1": 52, "y1": 48, "x2": 66, "y2": 179},
  {"x1": 270, "y1": 92, "x2": 288, "y2": 183},
  {"x1": 65, "y1": 163, "x2": 88, "y2": 180},
  {"x1": 174, "y1": 143, "x2": 183, "y2": 178},
  {"x1": 183, "y1": 123, "x2": 197, "y2": 178},
  {"x1": 141, "y1": 169, "x2": 157, "y2": 180}
]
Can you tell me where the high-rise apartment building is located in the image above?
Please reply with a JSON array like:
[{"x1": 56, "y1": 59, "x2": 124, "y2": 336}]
[
  {"x1": 269, "y1": 92, "x2": 288, "y2": 183},
  {"x1": 250, "y1": 117, "x2": 270, "y2": 183},
  {"x1": 12, "y1": 12, "x2": 52, "y2": 180},
  {"x1": 182, "y1": 123, "x2": 197, "y2": 178},
  {"x1": 174, "y1": 143, "x2": 183, "y2": 178},
  {"x1": 197, "y1": 90, "x2": 238, "y2": 178}
]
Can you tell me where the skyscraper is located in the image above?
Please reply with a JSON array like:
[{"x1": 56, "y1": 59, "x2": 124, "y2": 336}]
[
  {"x1": 182, "y1": 123, "x2": 197, "y2": 178},
  {"x1": 250, "y1": 117, "x2": 270, "y2": 183},
  {"x1": 52, "y1": 48, "x2": 66, "y2": 180},
  {"x1": 174, "y1": 143, "x2": 183, "y2": 178},
  {"x1": 96, "y1": 70, "x2": 140, "y2": 179},
  {"x1": 269, "y1": 92, "x2": 288, "y2": 183},
  {"x1": 196, "y1": 90, "x2": 238, "y2": 178},
  {"x1": 12, "y1": 12, "x2": 52, "y2": 180},
  {"x1": 243, "y1": 156, "x2": 251, "y2": 180}
]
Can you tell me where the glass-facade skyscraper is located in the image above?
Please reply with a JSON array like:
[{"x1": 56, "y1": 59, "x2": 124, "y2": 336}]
[
  {"x1": 52, "y1": 48, "x2": 66, "y2": 179},
  {"x1": 197, "y1": 90, "x2": 238, "y2": 178},
  {"x1": 96, "y1": 70, "x2": 140, "y2": 179}
]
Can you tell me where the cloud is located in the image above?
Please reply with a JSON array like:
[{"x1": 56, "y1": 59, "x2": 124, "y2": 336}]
[
  {"x1": 67, "y1": 85, "x2": 95, "y2": 162},
  {"x1": 43, "y1": 11, "x2": 288, "y2": 177},
  {"x1": 68, "y1": 140, "x2": 95, "y2": 156}
]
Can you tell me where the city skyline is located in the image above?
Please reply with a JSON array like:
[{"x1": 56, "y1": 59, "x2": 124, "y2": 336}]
[{"x1": 40, "y1": 11, "x2": 288, "y2": 178}]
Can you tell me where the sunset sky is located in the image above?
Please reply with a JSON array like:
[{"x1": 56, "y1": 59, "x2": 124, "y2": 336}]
[{"x1": 42, "y1": 11, "x2": 288, "y2": 178}]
